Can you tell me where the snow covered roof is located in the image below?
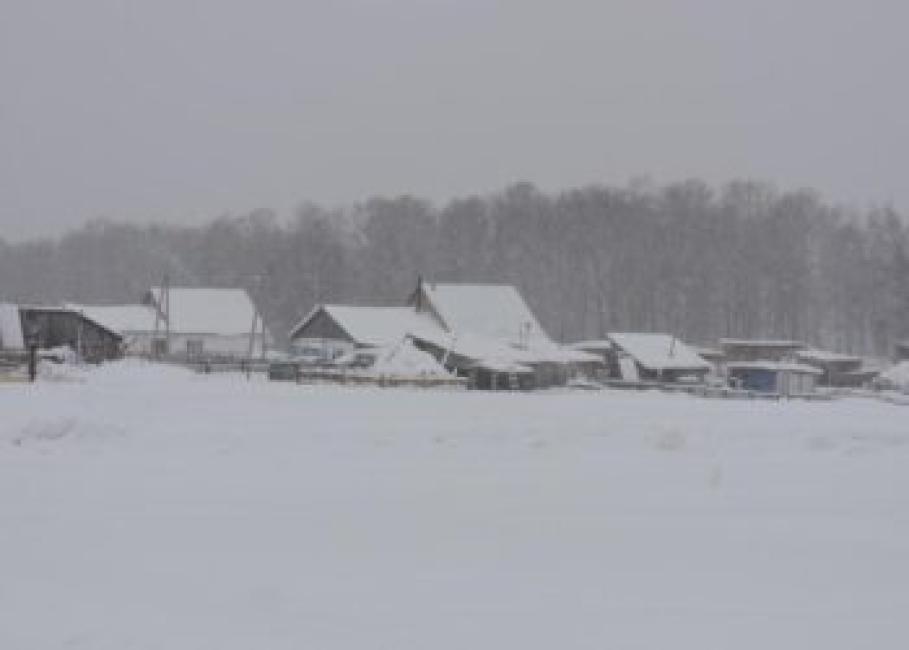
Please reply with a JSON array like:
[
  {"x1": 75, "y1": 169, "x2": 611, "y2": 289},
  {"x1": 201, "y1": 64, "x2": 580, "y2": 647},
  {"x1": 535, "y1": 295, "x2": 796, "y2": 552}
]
[
  {"x1": 570, "y1": 339, "x2": 614, "y2": 352},
  {"x1": 415, "y1": 282, "x2": 551, "y2": 346},
  {"x1": 65, "y1": 303, "x2": 158, "y2": 335},
  {"x1": 17, "y1": 304, "x2": 123, "y2": 340},
  {"x1": 468, "y1": 358, "x2": 535, "y2": 373},
  {"x1": 146, "y1": 287, "x2": 263, "y2": 337},
  {"x1": 719, "y1": 338, "x2": 806, "y2": 350},
  {"x1": 693, "y1": 345, "x2": 724, "y2": 359},
  {"x1": 368, "y1": 339, "x2": 452, "y2": 377},
  {"x1": 726, "y1": 361, "x2": 823, "y2": 375},
  {"x1": 294, "y1": 305, "x2": 444, "y2": 348},
  {"x1": 0, "y1": 303, "x2": 24, "y2": 350},
  {"x1": 608, "y1": 333, "x2": 710, "y2": 372},
  {"x1": 412, "y1": 327, "x2": 600, "y2": 368},
  {"x1": 796, "y1": 349, "x2": 863, "y2": 365}
]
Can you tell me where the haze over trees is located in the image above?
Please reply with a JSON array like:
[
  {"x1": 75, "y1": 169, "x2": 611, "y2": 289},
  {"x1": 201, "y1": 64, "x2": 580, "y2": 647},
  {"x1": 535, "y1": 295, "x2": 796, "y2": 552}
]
[{"x1": 1, "y1": 180, "x2": 907, "y2": 356}]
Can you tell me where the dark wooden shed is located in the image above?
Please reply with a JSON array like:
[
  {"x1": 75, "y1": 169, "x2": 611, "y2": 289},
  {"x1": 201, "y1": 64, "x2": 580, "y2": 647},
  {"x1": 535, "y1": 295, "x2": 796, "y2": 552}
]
[{"x1": 19, "y1": 307, "x2": 123, "y2": 363}]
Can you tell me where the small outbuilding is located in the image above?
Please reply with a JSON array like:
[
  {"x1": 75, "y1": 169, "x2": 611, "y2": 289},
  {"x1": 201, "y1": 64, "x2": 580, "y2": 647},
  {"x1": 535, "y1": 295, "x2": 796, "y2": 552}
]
[
  {"x1": 18, "y1": 306, "x2": 123, "y2": 363},
  {"x1": 726, "y1": 361, "x2": 821, "y2": 396},
  {"x1": 606, "y1": 332, "x2": 711, "y2": 383},
  {"x1": 796, "y1": 349, "x2": 879, "y2": 388},
  {"x1": 289, "y1": 304, "x2": 440, "y2": 363},
  {"x1": 568, "y1": 340, "x2": 613, "y2": 380},
  {"x1": 66, "y1": 303, "x2": 160, "y2": 356},
  {"x1": 719, "y1": 339, "x2": 806, "y2": 363}
]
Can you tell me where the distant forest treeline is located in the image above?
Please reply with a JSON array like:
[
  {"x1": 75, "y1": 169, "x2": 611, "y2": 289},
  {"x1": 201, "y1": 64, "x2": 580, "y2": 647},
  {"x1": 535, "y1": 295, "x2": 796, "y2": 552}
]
[{"x1": 1, "y1": 180, "x2": 908, "y2": 355}]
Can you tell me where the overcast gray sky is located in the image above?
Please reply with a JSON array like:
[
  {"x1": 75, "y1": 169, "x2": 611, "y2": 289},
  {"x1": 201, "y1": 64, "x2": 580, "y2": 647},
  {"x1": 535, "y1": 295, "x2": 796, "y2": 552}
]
[{"x1": 2, "y1": 0, "x2": 908, "y2": 240}]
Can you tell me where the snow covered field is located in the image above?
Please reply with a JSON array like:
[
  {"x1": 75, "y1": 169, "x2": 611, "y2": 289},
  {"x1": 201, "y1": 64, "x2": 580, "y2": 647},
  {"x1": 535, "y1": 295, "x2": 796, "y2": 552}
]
[{"x1": 1, "y1": 361, "x2": 908, "y2": 649}]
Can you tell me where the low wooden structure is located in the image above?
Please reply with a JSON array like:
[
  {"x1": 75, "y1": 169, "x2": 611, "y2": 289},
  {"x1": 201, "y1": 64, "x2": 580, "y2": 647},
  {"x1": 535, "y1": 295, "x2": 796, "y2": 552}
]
[
  {"x1": 726, "y1": 361, "x2": 821, "y2": 397},
  {"x1": 719, "y1": 339, "x2": 805, "y2": 363},
  {"x1": 796, "y1": 349, "x2": 879, "y2": 388},
  {"x1": 288, "y1": 281, "x2": 602, "y2": 391},
  {"x1": 18, "y1": 306, "x2": 123, "y2": 363}
]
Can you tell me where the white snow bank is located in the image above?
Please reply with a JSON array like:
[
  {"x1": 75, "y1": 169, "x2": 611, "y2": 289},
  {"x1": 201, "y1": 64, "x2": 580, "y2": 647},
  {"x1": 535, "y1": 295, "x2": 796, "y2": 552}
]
[
  {"x1": 370, "y1": 339, "x2": 451, "y2": 376},
  {"x1": 1, "y1": 361, "x2": 908, "y2": 649}
]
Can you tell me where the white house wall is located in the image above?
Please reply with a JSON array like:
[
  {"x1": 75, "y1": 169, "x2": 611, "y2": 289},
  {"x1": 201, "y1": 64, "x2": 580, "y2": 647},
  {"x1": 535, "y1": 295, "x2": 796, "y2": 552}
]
[{"x1": 124, "y1": 332, "x2": 268, "y2": 358}]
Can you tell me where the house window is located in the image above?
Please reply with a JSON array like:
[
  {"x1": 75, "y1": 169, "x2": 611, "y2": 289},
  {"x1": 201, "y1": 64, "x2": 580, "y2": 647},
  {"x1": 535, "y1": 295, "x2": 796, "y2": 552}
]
[{"x1": 186, "y1": 339, "x2": 204, "y2": 357}]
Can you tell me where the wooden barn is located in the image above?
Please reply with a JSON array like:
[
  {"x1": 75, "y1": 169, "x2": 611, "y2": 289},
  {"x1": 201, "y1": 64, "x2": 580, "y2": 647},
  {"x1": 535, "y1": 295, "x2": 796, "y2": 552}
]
[
  {"x1": 288, "y1": 280, "x2": 601, "y2": 390},
  {"x1": 18, "y1": 306, "x2": 123, "y2": 363}
]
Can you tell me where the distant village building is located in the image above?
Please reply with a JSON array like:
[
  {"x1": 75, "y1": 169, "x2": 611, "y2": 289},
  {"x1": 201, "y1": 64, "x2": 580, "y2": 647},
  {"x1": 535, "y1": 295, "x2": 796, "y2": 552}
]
[
  {"x1": 568, "y1": 340, "x2": 614, "y2": 380},
  {"x1": 606, "y1": 332, "x2": 711, "y2": 383},
  {"x1": 725, "y1": 361, "x2": 821, "y2": 396},
  {"x1": 406, "y1": 280, "x2": 601, "y2": 388},
  {"x1": 289, "y1": 280, "x2": 601, "y2": 389},
  {"x1": 716, "y1": 338, "x2": 847, "y2": 395},
  {"x1": 140, "y1": 287, "x2": 270, "y2": 359},
  {"x1": 693, "y1": 345, "x2": 725, "y2": 368},
  {"x1": 719, "y1": 339, "x2": 806, "y2": 363},
  {"x1": 289, "y1": 305, "x2": 437, "y2": 362},
  {"x1": 795, "y1": 349, "x2": 879, "y2": 388},
  {"x1": 66, "y1": 303, "x2": 159, "y2": 355},
  {"x1": 18, "y1": 306, "x2": 123, "y2": 363}
]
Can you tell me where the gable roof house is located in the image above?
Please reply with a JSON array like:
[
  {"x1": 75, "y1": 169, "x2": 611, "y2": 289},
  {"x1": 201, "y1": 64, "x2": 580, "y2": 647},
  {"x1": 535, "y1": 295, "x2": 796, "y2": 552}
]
[
  {"x1": 795, "y1": 349, "x2": 879, "y2": 388},
  {"x1": 289, "y1": 280, "x2": 601, "y2": 389},
  {"x1": 408, "y1": 282, "x2": 549, "y2": 347},
  {"x1": 406, "y1": 280, "x2": 602, "y2": 388},
  {"x1": 289, "y1": 304, "x2": 442, "y2": 362},
  {"x1": 606, "y1": 332, "x2": 711, "y2": 383},
  {"x1": 141, "y1": 287, "x2": 270, "y2": 359}
]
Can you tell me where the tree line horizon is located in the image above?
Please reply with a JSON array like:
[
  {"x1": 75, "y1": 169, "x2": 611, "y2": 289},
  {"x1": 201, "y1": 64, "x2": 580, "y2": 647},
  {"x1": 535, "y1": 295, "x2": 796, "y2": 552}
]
[{"x1": 1, "y1": 179, "x2": 907, "y2": 356}]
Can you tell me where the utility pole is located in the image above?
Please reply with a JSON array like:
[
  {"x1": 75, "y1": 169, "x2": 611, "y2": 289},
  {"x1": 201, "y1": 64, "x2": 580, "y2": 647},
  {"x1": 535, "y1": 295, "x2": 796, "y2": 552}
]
[{"x1": 163, "y1": 274, "x2": 171, "y2": 356}]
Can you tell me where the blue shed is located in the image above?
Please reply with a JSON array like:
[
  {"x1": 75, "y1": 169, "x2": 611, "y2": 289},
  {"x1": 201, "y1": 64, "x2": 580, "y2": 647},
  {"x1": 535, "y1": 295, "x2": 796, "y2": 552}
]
[
  {"x1": 732, "y1": 366, "x2": 778, "y2": 392},
  {"x1": 727, "y1": 362, "x2": 821, "y2": 396}
]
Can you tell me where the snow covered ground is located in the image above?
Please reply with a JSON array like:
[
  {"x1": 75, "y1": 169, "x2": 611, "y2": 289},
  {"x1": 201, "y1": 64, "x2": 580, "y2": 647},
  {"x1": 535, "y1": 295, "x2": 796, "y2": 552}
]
[{"x1": 1, "y1": 360, "x2": 908, "y2": 649}]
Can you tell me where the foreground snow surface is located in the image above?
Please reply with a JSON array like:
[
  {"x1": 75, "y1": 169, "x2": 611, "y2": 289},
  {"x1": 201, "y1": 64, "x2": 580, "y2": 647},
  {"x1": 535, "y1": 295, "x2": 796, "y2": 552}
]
[{"x1": 1, "y1": 361, "x2": 908, "y2": 649}]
